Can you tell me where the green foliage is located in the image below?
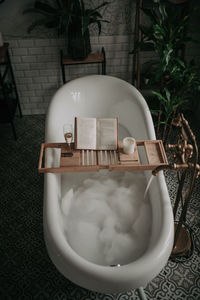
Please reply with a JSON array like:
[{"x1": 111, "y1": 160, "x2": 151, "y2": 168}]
[
  {"x1": 23, "y1": 0, "x2": 73, "y2": 35},
  {"x1": 135, "y1": 1, "x2": 192, "y2": 83},
  {"x1": 81, "y1": 1, "x2": 109, "y2": 35},
  {"x1": 0, "y1": 81, "x2": 13, "y2": 96},
  {"x1": 23, "y1": 0, "x2": 109, "y2": 36},
  {"x1": 151, "y1": 88, "x2": 185, "y2": 124},
  {"x1": 24, "y1": 0, "x2": 109, "y2": 58},
  {"x1": 132, "y1": 0, "x2": 200, "y2": 133}
]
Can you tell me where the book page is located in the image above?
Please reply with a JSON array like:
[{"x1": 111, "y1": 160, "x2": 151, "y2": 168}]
[
  {"x1": 96, "y1": 118, "x2": 118, "y2": 150},
  {"x1": 76, "y1": 117, "x2": 96, "y2": 149}
]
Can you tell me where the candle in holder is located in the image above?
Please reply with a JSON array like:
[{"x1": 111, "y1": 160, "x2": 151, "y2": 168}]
[
  {"x1": 0, "y1": 32, "x2": 4, "y2": 47},
  {"x1": 123, "y1": 137, "x2": 136, "y2": 154}
]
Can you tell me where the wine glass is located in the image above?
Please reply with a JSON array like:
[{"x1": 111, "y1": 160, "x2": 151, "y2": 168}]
[{"x1": 63, "y1": 123, "x2": 73, "y2": 150}]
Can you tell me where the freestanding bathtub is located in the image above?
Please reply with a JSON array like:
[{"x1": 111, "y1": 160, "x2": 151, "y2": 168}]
[{"x1": 44, "y1": 75, "x2": 174, "y2": 294}]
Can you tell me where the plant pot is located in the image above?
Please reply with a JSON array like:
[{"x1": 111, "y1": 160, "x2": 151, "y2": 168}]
[{"x1": 68, "y1": 28, "x2": 91, "y2": 60}]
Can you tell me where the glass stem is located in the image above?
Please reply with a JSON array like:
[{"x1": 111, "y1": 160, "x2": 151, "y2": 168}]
[{"x1": 67, "y1": 143, "x2": 72, "y2": 152}]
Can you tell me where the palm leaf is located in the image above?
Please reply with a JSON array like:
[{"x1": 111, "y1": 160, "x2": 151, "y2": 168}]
[
  {"x1": 158, "y1": 2, "x2": 167, "y2": 22},
  {"x1": 34, "y1": 1, "x2": 56, "y2": 13},
  {"x1": 23, "y1": 8, "x2": 52, "y2": 16},
  {"x1": 27, "y1": 18, "x2": 52, "y2": 32},
  {"x1": 152, "y1": 90, "x2": 167, "y2": 103},
  {"x1": 79, "y1": 0, "x2": 85, "y2": 13},
  {"x1": 25, "y1": 0, "x2": 109, "y2": 37},
  {"x1": 93, "y1": 2, "x2": 109, "y2": 11}
]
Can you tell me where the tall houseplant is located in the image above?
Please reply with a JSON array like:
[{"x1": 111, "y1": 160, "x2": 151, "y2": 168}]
[
  {"x1": 24, "y1": 0, "x2": 109, "y2": 59},
  {"x1": 132, "y1": 0, "x2": 200, "y2": 141}
]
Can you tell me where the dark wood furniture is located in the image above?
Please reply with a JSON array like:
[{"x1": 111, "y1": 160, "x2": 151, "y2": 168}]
[
  {"x1": 0, "y1": 43, "x2": 22, "y2": 140},
  {"x1": 60, "y1": 47, "x2": 106, "y2": 84}
]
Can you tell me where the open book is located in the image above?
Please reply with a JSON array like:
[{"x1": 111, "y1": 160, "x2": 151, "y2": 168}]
[{"x1": 74, "y1": 117, "x2": 118, "y2": 150}]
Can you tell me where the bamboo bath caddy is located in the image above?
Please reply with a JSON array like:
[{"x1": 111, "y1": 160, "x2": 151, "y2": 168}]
[{"x1": 38, "y1": 140, "x2": 168, "y2": 173}]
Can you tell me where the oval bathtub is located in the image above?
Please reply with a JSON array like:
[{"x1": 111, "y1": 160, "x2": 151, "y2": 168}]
[{"x1": 44, "y1": 75, "x2": 174, "y2": 294}]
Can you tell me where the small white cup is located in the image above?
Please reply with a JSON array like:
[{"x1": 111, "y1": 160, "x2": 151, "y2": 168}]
[{"x1": 123, "y1": 137, "x2": 136, "y2": 155}]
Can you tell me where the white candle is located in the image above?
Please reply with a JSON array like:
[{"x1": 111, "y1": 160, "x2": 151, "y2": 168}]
[
  {"x1": 0, "y1": 32, "x2": 4, "y2": 47},
  {"x1": 123, "y1": 137, "x2": 136, "y2": 154}
]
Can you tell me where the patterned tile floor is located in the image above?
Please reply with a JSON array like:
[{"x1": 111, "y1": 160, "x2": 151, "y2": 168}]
[{"x1": 0, "y1": 115, "x2": 200, "y2": 300}]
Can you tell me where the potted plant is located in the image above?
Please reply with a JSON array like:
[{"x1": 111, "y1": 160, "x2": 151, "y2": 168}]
[
  {"x1": 131, "y1": 0, "x2": 200, "y2": 142},
  {"x1": 24, "y1": 0, "x2": 109, "y2": 59}
]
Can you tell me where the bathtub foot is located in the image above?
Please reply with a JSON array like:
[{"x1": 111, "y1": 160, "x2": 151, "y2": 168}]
[{"x1": 137, "y1": 287, "x2": 148, "y2": 300}]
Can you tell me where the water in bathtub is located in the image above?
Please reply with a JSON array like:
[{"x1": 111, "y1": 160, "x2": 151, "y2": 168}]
[{"x1": 60, "y1": 170, "x2": 152, "y2": 266}]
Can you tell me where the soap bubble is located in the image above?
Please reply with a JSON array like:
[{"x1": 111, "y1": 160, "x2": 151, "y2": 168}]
[{"x1": 61, "y1": 171, "x2": 151, "y2": 266}]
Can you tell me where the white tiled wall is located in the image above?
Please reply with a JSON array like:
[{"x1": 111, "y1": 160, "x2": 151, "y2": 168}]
[
  {"x1": 8, "y1": 33, "x2": 200, "y2": 116},
  {"x1": 9, "y1": 35, "x2": 133, "y2": 115}
]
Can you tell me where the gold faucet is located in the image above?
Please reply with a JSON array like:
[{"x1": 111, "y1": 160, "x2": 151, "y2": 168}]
[
  {"x1": 152, "y1": 113, "x2": 200, "y2": 177},
  {"x1": 152, "y1": 163, "x2": 200, "y2": 177},
  {"x1": 155, "y1": 113, "x2": 200, "y2": 258},
  {"x1": 166, "y1": 140, "x2": 193, "y2": 163}
]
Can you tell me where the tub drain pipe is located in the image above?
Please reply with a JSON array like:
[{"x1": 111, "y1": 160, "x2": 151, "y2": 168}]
[{"x1": 137, "y1": 287, "x2": 148, "y2": 300}]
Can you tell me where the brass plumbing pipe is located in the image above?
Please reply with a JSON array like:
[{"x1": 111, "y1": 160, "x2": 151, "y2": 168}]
[
  {"x1": 152, "y1": 163, "x2": 200, "y2": 177},
  {"x1": 166, "y1": 142, "x2": 193, "y2": 163},
  {"x1": 152, "y1": 164, "x2": 175, "y2": 176},
  {"x1": 152, "y1": 162, "x2": 200, "y2": 250},
  {"x1": 153, "y1": 114, "x2": 199, "y2": 256}
]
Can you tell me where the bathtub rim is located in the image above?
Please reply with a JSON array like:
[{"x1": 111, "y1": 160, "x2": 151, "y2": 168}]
[{"x1": 43, "y1": 75, "x2": 174, "y2": 293}]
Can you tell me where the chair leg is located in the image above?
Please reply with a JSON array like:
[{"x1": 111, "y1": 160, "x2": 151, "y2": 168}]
[
  {"x1": 11, "y1": 121, "x2": 17, "y2": 140},
  {"x1": 137, "y1": 287, "x2": 148, "y2": 300}
]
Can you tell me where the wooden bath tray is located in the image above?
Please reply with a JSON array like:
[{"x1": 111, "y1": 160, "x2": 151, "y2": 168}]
[{"x1": 38, "y1": 140, "x2": 168, "y2": 173}]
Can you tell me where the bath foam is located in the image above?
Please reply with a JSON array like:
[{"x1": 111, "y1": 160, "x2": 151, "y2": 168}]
[{"x1": 61, "y1": 171, "x2": 152, "y2": 266}]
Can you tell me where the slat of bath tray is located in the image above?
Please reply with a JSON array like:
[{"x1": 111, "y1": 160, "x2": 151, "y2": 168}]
[
  {"x1": 110, "y1": 140, "x2": 168, "y2": 171},
  {"x1": 97, "y1": 150, "x2": 119, "y2": 167},
  {"x1": 38, "y1": 140, "x2": 168, "y2": 173},
  {"x1": 144, "y1": 140, "x2": 167, "y2": 165},
  {"x1": 38, "y1": 143, "x2": 99, "y2": 173}
]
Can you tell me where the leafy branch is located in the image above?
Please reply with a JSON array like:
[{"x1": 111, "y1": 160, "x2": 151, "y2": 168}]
[{"x1": 131, "y1": 0, "x2": 200, "y2": 141}]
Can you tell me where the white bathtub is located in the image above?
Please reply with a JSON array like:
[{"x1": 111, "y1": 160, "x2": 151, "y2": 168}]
[{"x1": 44, "y1": 75, "x2": 174, "y2": 294}]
